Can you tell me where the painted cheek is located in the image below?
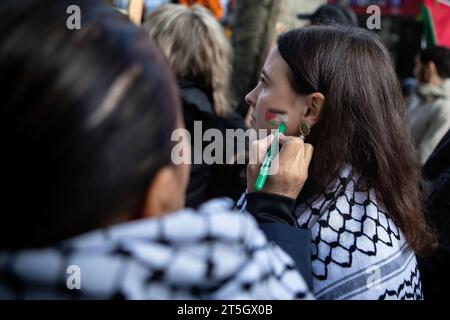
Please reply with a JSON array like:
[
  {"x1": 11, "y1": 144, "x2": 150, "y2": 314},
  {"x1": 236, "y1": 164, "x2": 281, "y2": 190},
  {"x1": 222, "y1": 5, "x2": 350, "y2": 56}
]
[
  {"x1": 264, "y1": 110, "x2": 289, "y2": 127},
  {"x1": 264, "y1": 110, "x2": 278, "y2": 126}
]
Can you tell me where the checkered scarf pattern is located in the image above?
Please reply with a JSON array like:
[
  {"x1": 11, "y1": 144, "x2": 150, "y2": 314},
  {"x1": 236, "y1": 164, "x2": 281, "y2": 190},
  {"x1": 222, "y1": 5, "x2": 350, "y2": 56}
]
[{"x1": 0, "y1": 199, "x2": 312, "y2": 300}]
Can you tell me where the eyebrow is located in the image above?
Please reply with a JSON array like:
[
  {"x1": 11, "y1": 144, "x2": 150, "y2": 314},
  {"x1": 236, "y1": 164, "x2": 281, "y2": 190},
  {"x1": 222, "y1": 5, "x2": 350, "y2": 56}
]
[{"x1": 262, "y1": 69, "x2": 272, "y2": 82}]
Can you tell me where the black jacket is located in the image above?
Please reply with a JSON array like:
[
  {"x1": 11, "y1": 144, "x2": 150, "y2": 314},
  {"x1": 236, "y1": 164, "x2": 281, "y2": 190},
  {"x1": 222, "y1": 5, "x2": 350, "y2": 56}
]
[
  {"x1": 179, "y1": 79, "x2": 247, "y2": 208},
  {"x1": 418, "y1": 129, "x2": 450, "y2": 300},
  {"x1": 246, "y1": 192, "x2": 313, "y2": 289}
]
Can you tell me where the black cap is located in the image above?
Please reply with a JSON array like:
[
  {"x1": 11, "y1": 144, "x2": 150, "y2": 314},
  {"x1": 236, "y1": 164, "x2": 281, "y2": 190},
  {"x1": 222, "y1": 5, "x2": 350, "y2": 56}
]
[{"x1": 297, "y1": 4, "x2": 358, "y2": 27}]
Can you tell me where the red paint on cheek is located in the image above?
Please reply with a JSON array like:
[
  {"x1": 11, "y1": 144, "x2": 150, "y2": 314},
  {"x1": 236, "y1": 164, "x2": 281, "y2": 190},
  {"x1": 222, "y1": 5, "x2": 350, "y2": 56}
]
[
  {"x1": 264, "y1": 110, "x2": 277, "y2": 121},
  {"x1": 263, "y1": 109, "x2": 288, "y2": 127}
]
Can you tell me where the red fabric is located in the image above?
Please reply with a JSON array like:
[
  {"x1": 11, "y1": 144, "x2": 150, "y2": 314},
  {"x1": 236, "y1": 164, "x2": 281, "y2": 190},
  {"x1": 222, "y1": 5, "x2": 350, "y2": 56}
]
[{"x1": 424, "y1": 0, "x2": 450, "y2": 47}]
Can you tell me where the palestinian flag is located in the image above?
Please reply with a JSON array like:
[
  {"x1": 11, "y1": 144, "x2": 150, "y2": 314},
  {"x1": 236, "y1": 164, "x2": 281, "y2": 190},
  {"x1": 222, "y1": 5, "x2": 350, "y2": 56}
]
[{"x1": 422, "y1": 0, "x2": 450, "y2": 47}]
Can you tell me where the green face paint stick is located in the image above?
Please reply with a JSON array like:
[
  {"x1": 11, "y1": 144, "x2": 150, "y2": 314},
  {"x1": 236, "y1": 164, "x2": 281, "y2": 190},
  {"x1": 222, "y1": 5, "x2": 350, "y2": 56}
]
[{"x1": 254, "y1": 122, "x2": 286, "y2": 191}]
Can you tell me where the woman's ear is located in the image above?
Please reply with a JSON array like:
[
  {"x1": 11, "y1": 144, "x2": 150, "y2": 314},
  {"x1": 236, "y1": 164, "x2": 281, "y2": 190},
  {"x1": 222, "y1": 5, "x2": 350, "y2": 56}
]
[
  {"x1": 303, "y1": 92, "x2": 325, "y2": 127},
  {"x1": 140, "y1": 166, "x2": 186, "y2": 219}
]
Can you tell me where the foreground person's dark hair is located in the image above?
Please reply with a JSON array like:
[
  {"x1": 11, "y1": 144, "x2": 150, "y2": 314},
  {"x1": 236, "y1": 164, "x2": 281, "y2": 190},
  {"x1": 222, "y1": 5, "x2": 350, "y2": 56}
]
[
  {"x1": 278, "y1": 26, "x2": 437, "y2": 256},
  {"x1": 0, "y1": 0, "x2": 179, "y2": 249}
]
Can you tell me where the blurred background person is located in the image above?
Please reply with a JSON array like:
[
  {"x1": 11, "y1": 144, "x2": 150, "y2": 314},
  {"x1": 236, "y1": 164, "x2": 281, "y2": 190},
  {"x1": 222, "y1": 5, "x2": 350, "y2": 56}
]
[
  {"x1": 297, "y1": 3, "x2": 358, "y2": 27},
  {"x1": 418, "y1": 127, "x2": 450, "y2": 300},
  {"x1": 408, "y1": 46, "x2": 450, "y2": 165},
  {"x1": 413, "y1": 48, "x2": 450, "y2": 301},
  {"x1": 143, "y1": 4, "x2": 246, "y2": 207}
]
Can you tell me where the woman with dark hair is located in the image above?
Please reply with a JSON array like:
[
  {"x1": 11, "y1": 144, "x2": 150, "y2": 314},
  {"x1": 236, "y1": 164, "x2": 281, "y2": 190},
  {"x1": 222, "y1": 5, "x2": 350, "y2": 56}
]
[
  {"x1": 0, "y1": 0, "x2": 315, "y2": 299},
  {"x1": 238, "y1": 26, "x2": 437, "y2": 299}
]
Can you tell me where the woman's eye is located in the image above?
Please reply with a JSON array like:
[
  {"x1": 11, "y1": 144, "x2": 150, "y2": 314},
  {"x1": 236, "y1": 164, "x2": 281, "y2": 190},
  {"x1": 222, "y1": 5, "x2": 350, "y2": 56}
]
[{"x1": 260, "y1": 76, "x2": 267, "y2": 86}]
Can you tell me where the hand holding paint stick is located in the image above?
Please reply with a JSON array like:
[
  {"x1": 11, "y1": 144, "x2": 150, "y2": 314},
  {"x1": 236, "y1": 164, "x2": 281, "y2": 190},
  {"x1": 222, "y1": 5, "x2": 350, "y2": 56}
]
[
  {"x1": 249, "y1": 135, "x2": 313, "y2": 199},
  {"x1": 252, "y1": 112, "x2": 313, "y2": 196},
  {"x1": 254, "y1": 121, "x2": 286, "y2": 191}
]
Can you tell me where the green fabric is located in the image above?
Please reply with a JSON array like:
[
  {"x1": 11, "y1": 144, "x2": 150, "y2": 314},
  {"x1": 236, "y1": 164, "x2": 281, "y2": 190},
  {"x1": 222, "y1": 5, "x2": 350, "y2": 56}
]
[{"x1": 421, "y1": 3, "x2": 437, "y2": 47}]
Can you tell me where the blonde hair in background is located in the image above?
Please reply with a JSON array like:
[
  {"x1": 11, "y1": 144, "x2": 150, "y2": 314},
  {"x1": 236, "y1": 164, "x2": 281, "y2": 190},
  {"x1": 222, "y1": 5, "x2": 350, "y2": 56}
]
[{"x1": 143, "y1": 4, "x2": 232, "y2": 117}]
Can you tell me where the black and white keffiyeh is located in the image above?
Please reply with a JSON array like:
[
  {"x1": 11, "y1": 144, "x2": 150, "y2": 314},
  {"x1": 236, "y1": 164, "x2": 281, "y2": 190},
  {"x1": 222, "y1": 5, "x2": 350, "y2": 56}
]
[
  {"x1": 237, "y1": 166, "x2": 422, "y2": 300},
  {"x1": 0, "y1": 199, "x2": 312, "y2": 300}
]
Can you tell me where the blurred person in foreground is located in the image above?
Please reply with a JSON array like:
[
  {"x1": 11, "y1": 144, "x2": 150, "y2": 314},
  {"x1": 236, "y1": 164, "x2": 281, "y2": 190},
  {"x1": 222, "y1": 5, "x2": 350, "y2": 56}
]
[
  {"x1": 408, "y1": 46, "x2": 450, "y2": 165},
  {"x1": 143, "y1": 4, "x2": 246, "y2": 207},
  {"x1": 0, "y1": 0, "x2": 315, "y2": 299}
]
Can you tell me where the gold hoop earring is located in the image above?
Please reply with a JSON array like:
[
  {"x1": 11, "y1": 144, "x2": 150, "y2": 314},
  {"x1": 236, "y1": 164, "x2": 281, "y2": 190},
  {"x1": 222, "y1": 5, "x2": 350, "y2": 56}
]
[{"x1": 299, "y1": 122, "x2": 310, "y2": 140}]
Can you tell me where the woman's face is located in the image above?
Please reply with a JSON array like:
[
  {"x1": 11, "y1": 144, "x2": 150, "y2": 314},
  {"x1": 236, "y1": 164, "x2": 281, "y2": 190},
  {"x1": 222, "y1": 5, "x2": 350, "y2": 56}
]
[{"x1": 245, "y1": 47, "x2": 310, "y2": 137}]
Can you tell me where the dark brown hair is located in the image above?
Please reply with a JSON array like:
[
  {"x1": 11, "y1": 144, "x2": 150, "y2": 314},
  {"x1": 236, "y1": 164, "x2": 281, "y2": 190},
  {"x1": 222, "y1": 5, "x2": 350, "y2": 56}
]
[
  {"x1": 0, "y1": 0, "x2": 179, "y2": 249},
  {"x1": 278, "y1": 26, "x2": 437, "y2": 256}
]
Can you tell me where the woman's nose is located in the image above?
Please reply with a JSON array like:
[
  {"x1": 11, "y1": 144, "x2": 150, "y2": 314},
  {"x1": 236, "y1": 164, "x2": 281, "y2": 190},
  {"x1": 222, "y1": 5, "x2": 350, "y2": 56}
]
[{"x1": 245, "y1": 87, "x2": 257, "y2": 107}]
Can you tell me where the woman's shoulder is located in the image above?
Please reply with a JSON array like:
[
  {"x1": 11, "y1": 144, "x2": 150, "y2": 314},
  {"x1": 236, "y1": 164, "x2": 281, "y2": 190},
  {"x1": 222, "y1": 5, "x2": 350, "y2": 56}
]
[
  {"x1": 296, "y1": 172, "x2": 402, "y2": 246},
  {"x1": 294, "y1": 170, "x2": 420, "y2": 299},
  {"x1": 295, "y1": 168, "x2": 408, "y2": 267}
]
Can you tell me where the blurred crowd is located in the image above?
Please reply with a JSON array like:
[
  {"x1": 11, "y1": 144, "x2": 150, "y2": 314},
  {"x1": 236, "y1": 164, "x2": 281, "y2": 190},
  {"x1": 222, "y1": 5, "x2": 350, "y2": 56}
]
[{"x1": 0, "y1": 0, "x2": 449, "y2": 300}]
